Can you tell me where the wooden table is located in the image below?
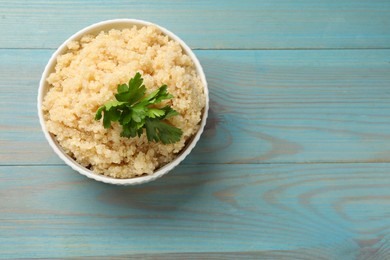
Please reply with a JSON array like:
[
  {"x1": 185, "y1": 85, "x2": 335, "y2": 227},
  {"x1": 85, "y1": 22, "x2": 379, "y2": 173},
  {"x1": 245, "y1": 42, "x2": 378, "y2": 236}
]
[{"x1": 1, "y1": 0, "x2": 390, "y2": 259}]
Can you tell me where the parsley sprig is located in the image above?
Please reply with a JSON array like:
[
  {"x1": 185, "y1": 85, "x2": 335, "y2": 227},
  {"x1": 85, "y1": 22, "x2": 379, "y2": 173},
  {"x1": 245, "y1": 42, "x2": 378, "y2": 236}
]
[{"x1": 95, "y1": 72, "x2": 183, "y2": 144}]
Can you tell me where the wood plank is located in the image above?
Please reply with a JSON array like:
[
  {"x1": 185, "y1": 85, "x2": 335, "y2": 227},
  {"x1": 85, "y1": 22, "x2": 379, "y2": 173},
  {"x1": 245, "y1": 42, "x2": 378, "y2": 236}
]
[
  {"x1": 1, "y1": 0, "x2": 390, "y2": 49},
  {"x1": 0, "y1": 50, "x2": 62, "y2": 164},
  {"x1": 1, "y1": 49, "x2": 390, "y2": 165},
  {"x1": 54, "y1": 250, "x2": 336, "y2": 260},
  {"x1": 195, "y1": 50, "x2": 390, "y2": 164},
  {"x1": 1, "y1": 163, "x2": 390, "y2": 258}
]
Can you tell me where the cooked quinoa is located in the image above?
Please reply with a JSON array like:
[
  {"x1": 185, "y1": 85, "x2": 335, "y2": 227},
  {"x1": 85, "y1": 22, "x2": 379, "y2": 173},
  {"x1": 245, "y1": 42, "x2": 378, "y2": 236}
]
[{"x1": 42, "y1": 26, "x2": 205, "y2": 178}]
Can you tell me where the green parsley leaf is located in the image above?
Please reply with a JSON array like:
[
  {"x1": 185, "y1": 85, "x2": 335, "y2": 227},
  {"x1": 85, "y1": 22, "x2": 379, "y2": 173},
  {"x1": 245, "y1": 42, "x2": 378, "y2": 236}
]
[
  {"x1": 144, "y1": 118, "x2": 183, "y2": 144},
  {"x1": 143, "y1": 85, "x2": 173, "y2": 104},
  {"x1": 147, "y1": 108, "x2": 165, "y2": 118},
  {"x1": 161, "y1": 106, "x2": 180, "y2": 119},
  {"x1": 95, "y1": 72, "x2": 182, "y2": 144}
]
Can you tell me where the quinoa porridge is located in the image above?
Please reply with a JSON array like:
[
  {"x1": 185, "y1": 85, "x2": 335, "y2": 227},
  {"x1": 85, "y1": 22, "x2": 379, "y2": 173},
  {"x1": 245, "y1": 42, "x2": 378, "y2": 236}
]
[{"x1": 42, "y1": 25, "x2": 205, "y2": 178}]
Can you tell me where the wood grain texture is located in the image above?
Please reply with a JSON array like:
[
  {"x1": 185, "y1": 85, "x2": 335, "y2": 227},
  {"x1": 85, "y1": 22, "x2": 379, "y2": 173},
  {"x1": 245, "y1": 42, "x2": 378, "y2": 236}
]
[
  {"x1": 1, "y1": 49, "x2": 390, "y2": 165},
  {"x1": 1, "y1": 0, "x2": 390, "y2": 49},
  {"x1": 1, "y1": 0, "x2": 390, "y2": 258},
  {"x1": 1, "y1": 164, "x2": 390, "y2": 259},
  {"x1": 59, "y1": 250, "x2": 340, "y2": 260}
]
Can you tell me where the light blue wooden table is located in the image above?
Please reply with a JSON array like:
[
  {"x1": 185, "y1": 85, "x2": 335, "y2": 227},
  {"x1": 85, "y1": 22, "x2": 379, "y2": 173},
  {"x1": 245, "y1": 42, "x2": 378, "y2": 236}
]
[{"x1": 1, "y1": 0, "x2": 390, "y2": 259}]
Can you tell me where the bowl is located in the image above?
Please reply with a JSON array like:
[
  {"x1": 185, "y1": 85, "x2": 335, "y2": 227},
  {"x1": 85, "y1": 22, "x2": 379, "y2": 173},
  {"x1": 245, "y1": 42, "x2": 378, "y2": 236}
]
[{"x1": 37, "y1": 19, "x2": 209, "y2": 185}]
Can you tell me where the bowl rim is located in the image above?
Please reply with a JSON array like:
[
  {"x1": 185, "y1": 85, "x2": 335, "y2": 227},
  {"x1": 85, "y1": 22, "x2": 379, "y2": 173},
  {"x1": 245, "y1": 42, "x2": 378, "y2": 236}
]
[{"x1": 37, "y1": 19, "x2": 209, "y2": 185}]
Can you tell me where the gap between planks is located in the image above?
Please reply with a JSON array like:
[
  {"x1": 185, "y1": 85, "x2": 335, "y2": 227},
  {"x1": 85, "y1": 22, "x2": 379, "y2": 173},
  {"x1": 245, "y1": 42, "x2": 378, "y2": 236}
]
[{"x1": 2, "y1": 161, "x2": 390, "y2": 167}]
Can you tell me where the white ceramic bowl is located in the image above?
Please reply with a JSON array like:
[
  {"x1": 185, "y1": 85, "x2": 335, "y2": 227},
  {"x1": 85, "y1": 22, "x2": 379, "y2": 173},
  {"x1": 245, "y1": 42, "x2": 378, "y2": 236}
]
[{"x1": 37, "y1": 19, "x2": 209, "y2": 185}]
